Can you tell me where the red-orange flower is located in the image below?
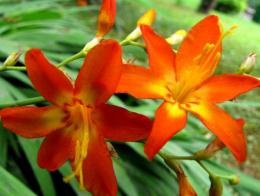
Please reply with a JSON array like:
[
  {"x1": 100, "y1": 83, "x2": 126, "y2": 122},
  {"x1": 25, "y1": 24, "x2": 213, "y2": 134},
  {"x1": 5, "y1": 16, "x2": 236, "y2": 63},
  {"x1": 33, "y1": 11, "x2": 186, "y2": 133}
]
[
  {"x1": 96, "y1": 0, "x2": 116, "y2": 37},
  {"x1": 116, "y1": 15, "x2": 259, "y2": 162},
  {"x1": 0, "y1": 40, "x2": 152, "y2": 196}
]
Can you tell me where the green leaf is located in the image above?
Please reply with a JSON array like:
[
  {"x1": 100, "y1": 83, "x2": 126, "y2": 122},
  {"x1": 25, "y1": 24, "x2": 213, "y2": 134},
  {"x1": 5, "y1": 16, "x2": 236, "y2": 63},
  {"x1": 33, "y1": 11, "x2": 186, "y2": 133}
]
[
  {"x1": 0, "y1": 123, "x2": 8, "y2": 167},
  {"x1": 0, "y1": 166, "x2": 36, "y2": 196},
  {"x1": 114, "y1": 159, "x2": 138, "y2": 196},
  {"x1": 18, "y1": 138, "x2": 56, "y2": 196}
]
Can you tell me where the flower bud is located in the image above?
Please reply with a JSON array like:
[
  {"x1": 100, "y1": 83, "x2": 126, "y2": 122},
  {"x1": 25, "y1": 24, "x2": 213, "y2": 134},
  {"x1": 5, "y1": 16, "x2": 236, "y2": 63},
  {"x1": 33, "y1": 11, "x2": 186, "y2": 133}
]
[
  {"x1": 193, "y1": 138, "x2": 225, "y2": 160},
  {"x1": 209, "y1": 176, "x2": 223, "y2": 196},
  {"x1": 228, "y1": 175, "x2": 240, "y2": 185},
  {"x1": 163, "y1": 157, "x2": 197, "y2": 196},
  {"x1": 126, "y1": 9, "x2": 156, "y2": 41},
  {"x1": 3, "y1": 51, "x2": 22, "y2": 67},
  {"x1": 204, "y1": 137, "x2": 225, "y2": 156},
  {"x1": 178, "y1": 174, "x2": 197, "y2": 196},
  {"x1": 137, "y1": 9, "x2": 156, "y2": 26},
  {"x1": 166, "y1": 29, "x2": 187, "y2": 45},
  {"x1": 96, "y1": 0, "x2": 116, "y2": 37},
  {"x1": 239, "y1": 53, "x2": 256, "y2": 74}
]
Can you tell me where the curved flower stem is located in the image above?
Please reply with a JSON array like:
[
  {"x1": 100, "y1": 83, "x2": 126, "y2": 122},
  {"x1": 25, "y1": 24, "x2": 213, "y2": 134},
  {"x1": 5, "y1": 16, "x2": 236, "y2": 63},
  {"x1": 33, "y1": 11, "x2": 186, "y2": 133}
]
[
  {"x1": 197, "y1": 160, "x2": 215, "y2": 177},
  {"x1": 57, "y1": 50, "x2": 86, "y2": 68},
  {"x1": 0, "y1": 96, "x2": 45, "y2": 109},
  {"x1": 159, "y1": 151, "x2": 214, "y2": 175},
  {"x1": 159, "y1": 151, "x2": 238, "y2": 183}
]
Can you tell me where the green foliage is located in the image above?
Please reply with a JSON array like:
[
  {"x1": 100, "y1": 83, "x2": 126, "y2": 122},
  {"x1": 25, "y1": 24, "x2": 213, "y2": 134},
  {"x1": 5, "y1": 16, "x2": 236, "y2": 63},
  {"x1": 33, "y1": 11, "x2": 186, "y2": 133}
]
[
  {"x1": 215, "y1": 0, "x2": 248, "y2": 14},
  {"x1": 0, "y1": 166, "x2": 37, "y2": 196}
]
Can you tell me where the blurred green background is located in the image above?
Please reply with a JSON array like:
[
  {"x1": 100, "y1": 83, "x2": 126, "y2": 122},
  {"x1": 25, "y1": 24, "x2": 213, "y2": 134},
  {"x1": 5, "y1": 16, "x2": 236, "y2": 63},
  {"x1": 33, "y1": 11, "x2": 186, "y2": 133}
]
[{"x1": 0, "y1": 0, "x2": 260, "y2": 195}]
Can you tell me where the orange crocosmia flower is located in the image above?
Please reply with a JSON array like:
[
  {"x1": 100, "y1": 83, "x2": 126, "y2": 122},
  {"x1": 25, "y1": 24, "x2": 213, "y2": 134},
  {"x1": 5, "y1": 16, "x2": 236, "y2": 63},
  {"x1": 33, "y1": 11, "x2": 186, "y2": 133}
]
[
  {"x1": 96, "y1": 0, "x2": 116, "y2": 37},
  {"x1": 0, "y1": 40, "x2": 152, "y2": 196},
  {"x1": 116, "y1": 15, "x2": 259, "y2": 162}
]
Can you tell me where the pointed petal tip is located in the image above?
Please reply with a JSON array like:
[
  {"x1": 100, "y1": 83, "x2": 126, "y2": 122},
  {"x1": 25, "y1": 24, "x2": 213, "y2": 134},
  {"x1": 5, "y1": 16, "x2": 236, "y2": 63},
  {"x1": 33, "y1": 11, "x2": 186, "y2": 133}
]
[{"x1": 144, "y1": 147, "x2": 155, "y2": 160}]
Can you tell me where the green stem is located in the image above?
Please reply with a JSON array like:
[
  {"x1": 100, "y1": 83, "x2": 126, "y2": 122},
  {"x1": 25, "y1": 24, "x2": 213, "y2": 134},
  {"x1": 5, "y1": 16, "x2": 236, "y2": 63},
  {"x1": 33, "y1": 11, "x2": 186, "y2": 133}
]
[
  {"x1": 197, "y1": 161, "x2": 215, "y2": 177},
  {"x1": 120, "y1": 40, "x2": 146, "y2": 49},
  {"x1": 57, "y1": 50, "x2": 85, "y2": 68},
  {"x1": 0, "y1": 96, "x2": 45, "y2": 108},
  {"x1": 120, "y1": 39, "x2": 129, "y2": 45},
  {"x1": 0, "y1": 66, "x2": 26, "y2": 72},
  {"x1": 167, "y1": 155, "x2": 197, "y2": 160}
]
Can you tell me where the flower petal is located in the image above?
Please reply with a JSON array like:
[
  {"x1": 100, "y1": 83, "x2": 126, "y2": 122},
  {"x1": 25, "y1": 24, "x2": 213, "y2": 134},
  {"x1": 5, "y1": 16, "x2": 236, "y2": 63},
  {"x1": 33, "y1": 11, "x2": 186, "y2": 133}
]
[
  {"x1": 193, "y1": 74, "x2": 259, "y2": 103},
  {"x1": 94, "y1": 104, "x2": 152, "y2": 142},
  {"x1": 116, "y1": 64, "x2": 168, "y2": 99},
  {"x1": 38, "y1": 126, "x2": 77, "y2": 171},
  {"x1": 184, "y1": 101, "x2": 246, "y2": 162},
  {"x1": 25, "y1": 49, "x2": 73, "y2": 105},
  {"x1": 96, "y1": 0, "x2": 116, "y2": 37},
  {"x1": 140, "y1": 25, "x2": 176, "y2": 81},
  {"x1": 176, "y1": 15, "x2": 221, "y2": 86},
  {"x1": 144, "y1": 102, "x2": 187, "y2": 159},
  {"x1": 0, "y1": 106, "x2": 66, "y2": 138},
  {"x1": 83, "y1": 129, "x2": 117, "y2": 196},
  {"x1": 74, "y1": 40, "x2": 122, "y2": 106}
]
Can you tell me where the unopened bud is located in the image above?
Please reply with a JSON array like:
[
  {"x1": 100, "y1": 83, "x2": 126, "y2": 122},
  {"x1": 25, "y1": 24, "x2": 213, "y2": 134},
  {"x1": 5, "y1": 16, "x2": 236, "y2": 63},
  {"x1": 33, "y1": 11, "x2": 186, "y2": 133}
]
[
  {"x1": 3, "y1": 51, "x2": 22, "y2": 67},
  {"x1": 239, "y1": 53, "x2": 256, "y2": 74},
  {"x1": 209, "y1": 176, "x2": 223, "y2": 196},
  {"x1": 126, "y1": 9, "x2": 156, "y2": 41},
  {"x1": 193, "y1": 138, "x2": 225, "y2": 160},
  {"x1": 96, "y1": 0, "x2": 116, "y2": 37},
  {"x1": 162, "y1": 157, "x2": 197, "y2": 196},
  {"x1": 228, "y1": 175, "x2": 240, "y2": 185},
  {"x1": 137, "y1": 9, "x2": 156, "y2": 26},
  {"x1": 179, "y1": 174, "x2": 197, "y2": 196},
  {"x1": 205, "y1": 138, "x2": 225, "y2": 156},
  {"x1": 166, "y1": 29, "x2": 187, "y2": 45}
]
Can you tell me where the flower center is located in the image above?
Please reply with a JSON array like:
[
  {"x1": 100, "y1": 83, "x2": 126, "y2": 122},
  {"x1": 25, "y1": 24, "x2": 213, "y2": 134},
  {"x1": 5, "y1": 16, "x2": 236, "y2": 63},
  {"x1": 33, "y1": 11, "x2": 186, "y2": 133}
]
[
  {"x1": 165, "y1": 82, "x2": 193, "y2": 104},
  {"x1": 63, "y1": 101, "x2": 92, "y2": 190}
]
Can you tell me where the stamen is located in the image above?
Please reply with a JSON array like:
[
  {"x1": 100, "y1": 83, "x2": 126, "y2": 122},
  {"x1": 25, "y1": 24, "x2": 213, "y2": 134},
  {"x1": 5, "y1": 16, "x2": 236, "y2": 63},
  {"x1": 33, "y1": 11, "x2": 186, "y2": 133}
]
[
  {"x1": 200, "y1": 25, "x2": 237, "y2": 70},
  {"x1": 194, "y1": 43, "x2": 214, "y2": 64},
  {"x1": 63, "y1": 104, "x2": 91, "y2": 190}
]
